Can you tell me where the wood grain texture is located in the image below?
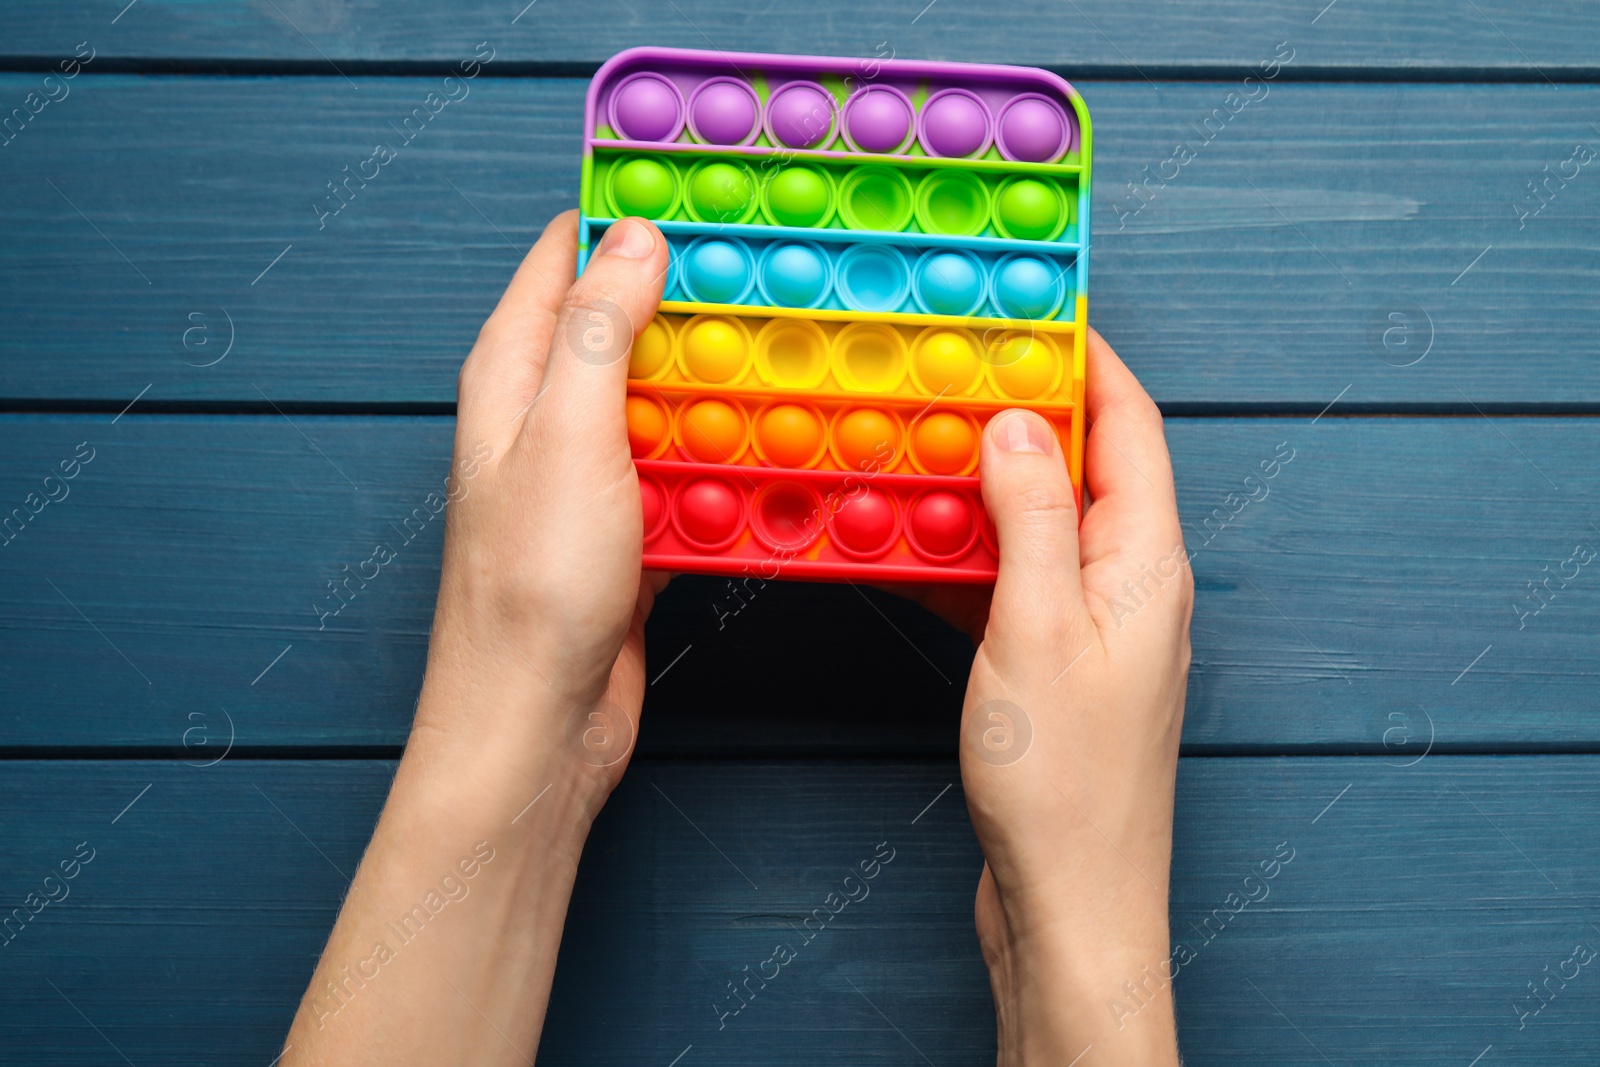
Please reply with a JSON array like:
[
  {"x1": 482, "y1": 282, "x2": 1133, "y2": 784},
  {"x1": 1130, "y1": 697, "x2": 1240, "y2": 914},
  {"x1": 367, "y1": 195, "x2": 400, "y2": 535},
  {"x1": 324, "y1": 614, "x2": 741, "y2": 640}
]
[
  {"x1": 0, "y1": 758, "x2": 1594, "y2": 1064},
  {"x1": 1, "y1": 76, "x2": 1598, "y2": 409},
  {"x1": 1, "y1": 0, "x2": 1595, "y2": 74},
  {"x1": 2, "y1": 414, "x2": 1596, "y2": 752}
]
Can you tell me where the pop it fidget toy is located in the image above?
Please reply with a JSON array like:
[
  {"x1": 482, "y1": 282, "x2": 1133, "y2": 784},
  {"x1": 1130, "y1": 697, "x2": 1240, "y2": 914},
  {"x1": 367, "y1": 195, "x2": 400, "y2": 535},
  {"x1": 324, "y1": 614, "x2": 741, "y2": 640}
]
[{"x1": 579, "y1": 48, "x2": 1091, "y2": 582}]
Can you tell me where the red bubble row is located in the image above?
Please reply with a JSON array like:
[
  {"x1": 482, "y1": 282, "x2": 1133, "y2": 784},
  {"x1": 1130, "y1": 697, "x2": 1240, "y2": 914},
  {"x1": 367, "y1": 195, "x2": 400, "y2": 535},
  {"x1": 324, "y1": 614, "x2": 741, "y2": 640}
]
[{"x1": 637, "y1": 460, "x2": 1001, "y2": 580}]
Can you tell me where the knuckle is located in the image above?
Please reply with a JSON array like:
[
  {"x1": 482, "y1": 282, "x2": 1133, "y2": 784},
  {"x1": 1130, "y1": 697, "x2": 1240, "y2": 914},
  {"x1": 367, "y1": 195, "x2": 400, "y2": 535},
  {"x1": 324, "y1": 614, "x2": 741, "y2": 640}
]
[
  {"x1": 456, "y1": 349, "x2": 484, "y2": 399},
  {"x1": 559, "y1": 275, "x2": 630, "y2": 322},
  {"x1": 1099, "y1": 392, "x2": 1165, "y2": 439},
  {"x1": 556, "y1": 290, "x2": 633, "y2": 367},
  {"x1": 1010, "y1": 483, "x2": 1078, "y2": 524}
]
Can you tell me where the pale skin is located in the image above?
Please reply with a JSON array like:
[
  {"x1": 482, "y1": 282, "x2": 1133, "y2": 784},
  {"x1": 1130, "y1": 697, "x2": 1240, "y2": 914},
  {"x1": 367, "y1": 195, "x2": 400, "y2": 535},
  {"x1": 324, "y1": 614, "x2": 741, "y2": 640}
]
[{"x1": 282, "y1": 212, "x2": 1191, "y2": 1066}]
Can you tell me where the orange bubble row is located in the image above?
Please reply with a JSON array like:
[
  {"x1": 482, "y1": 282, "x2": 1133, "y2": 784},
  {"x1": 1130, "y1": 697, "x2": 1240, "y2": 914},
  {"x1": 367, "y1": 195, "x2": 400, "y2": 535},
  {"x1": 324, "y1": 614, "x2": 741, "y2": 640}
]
[
  {"x1": 629, "y1": 311, "x2": 1074, "y2": 403},
  {"x1": 626, "y1": 385, "x2": 1072, "y2": 478}
]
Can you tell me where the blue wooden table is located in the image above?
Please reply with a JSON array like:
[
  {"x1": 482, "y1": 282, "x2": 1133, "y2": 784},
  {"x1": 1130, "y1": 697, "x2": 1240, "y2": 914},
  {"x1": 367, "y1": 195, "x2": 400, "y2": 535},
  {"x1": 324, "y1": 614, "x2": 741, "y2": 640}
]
[{"x1": 2, "y1": 2, "x2": 1598, "y2": 1063}]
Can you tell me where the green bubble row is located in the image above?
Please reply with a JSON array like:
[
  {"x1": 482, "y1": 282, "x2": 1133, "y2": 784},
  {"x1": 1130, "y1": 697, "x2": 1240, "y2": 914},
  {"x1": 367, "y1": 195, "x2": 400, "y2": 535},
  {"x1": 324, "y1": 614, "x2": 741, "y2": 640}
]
[{"x1": 591, "y1": 151, "x2": 1076, "y2": 242}]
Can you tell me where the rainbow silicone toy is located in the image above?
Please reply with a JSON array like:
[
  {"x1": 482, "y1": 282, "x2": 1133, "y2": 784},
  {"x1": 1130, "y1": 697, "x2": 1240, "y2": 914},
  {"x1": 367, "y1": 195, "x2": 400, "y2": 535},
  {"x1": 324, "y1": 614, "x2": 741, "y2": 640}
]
[{"x1": 578, "y1": 47, "x2": 1091, "y2": 582}]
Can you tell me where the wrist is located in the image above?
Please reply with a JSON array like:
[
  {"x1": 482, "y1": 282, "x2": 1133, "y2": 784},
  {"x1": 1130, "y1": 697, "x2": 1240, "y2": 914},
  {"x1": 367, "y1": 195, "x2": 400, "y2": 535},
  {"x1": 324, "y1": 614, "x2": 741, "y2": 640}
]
[
  {"x1": 983, "y1": 885, "x2": 1178, "y2": 1066},
  {"x1": 405, "y1": 646, "x2": 628, "y2": 839},
  {"x1": 289, "y1": 672, "x2": 605, "y2": 1047},
  {"x1": 990, "y1": 937, "x2": 1180, "y2": 1067}
]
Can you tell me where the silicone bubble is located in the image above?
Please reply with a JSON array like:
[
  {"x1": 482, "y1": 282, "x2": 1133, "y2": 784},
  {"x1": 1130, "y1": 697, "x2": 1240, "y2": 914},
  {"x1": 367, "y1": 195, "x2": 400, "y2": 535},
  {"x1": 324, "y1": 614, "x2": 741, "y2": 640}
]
[
  {"x1": 992, "y1": 254, "x2": 1065, "y2": 319},
  {"x1": 766, "y1": 81, "x2": 837, "y2": 148},
  {"x1": 832, "y1": 323, "x2": 908, "y2": 393},
  {"x1": 754, "y1": 402, "x2": 827, "y2": 468},
  {"x1": 836, "y1": 245, "x2": 910, "y2": 313},
  {"x1": 663, "y1": 240, "x2": 681, "y2": 298},
  {"x1": 679, "y1": 397, "x2": 750, "y2": 463},
  {"x1": 757, "y1": 242, "x2": 831, "y2": 309},
  {"x1": 918, "y1": 88, "x2": 992, "y2": 158},
  {"x1": 907, "y1": 490, "x2": 978, "y2": 560},
  {"x1": 987, "y1": 333, "x2": 1061, "y2": 400},
  {"x1": 639, "y1": 476, "x2": 667, "y2": 541},
  {"x1": 831, "y1": 407, "x2": 903, "y2": 472},
  {"x1": 996, "y1": 93, "x2": 1071, "y2": 163},
  {"x1": 915, "y1": 170, "x2": 991, "y2": 237},
  {"x1": 761, "y1": 165, "x2": 836, "y2": 228},
  {"x1": 688, "y1": 77, "x2": 760, "y2": 145},
  {"x1": 839, "y1": 166, "x2": 915, "y2": 231},
  {"x1": 608, "y1": 157, "x2": 680, "y2": 220},
  {"x1": 609, "y1": 72, "x2": 685, "y2": 142},
  {"x1": 752, "y1": 481, "x2": 823, "y2": 551},
  {"x1": 912, "y1": 250, "x2": 986, "y2": 316},
  {"x1": 674, "y1": 478, "x2": 745, "y2": 549},
  {"x1": 994, "y1": 177, "x2": 1067, "y2": 241},
  {"x1": 625, "y1": 394, "x2": 671, "y2": 458},
  {"x1": 686, "y1": 160, "x2": 757, "y2": 223},
  {"x1": 911, "y1": 411, "x2": 979, "y2": 475},
  {"x1": 910, "y1": 327, "x2": 982, "y2": 396},
  {"x1": 842, "y1": 86, "x2": 915, "y2": 153},
  {"x1": 681, "y1": 237, "x2": 755, "y2": 304},
  {"x1": 629, "y1": 315, "x2": 676, "y2": 380},
  {"x1": 828, "y1": 486, "x2": 899, "y2": 558},
  {"x1": 753, "y1": 318, "x2": 830, "y2": 389},
  {"x1": 678, "y1": 315, "x2": 752, "y2": 383}
]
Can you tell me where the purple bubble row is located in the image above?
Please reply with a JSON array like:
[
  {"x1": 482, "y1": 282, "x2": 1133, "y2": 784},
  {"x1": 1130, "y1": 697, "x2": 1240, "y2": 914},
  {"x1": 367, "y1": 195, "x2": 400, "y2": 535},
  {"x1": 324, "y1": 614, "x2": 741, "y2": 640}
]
[{"x1": 605, "y1": 71, "x2": 1074, "y2": 163}]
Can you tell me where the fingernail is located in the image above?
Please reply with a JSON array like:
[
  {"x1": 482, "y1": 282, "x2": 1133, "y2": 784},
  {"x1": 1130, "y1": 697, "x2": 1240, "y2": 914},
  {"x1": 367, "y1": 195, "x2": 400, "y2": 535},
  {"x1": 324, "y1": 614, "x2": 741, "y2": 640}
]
[
  {"x1": 598, "y1": 218, "x2": 655, "y2": 259},
  {"x1": 991, "y1": 411, "x2": 1054, "y2": 455}
]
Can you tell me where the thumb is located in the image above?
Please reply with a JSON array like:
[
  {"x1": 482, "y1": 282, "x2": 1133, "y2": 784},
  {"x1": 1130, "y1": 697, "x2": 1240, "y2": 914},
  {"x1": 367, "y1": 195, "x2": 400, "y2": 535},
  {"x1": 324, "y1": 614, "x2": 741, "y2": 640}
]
[
  {"x1": 979, "y1": 409, "x2": 1092, "y2": 655},
  {"x1": 529, "y1": 217, "x2": 669, "y2": 439}
]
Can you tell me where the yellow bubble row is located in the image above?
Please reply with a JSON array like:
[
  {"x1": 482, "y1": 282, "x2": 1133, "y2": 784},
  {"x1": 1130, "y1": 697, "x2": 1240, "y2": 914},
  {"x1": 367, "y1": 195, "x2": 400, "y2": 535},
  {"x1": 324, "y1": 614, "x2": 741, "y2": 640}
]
[{"x1": 629, "y1": 311, "x2": 1072, "y2": 403}]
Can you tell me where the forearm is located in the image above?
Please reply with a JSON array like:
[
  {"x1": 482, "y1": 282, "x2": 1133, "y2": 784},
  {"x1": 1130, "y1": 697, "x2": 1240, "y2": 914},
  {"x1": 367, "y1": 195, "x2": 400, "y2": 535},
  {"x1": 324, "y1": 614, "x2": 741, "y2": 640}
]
[
  {"x1": 277, "y1": 212, "x2": 668, "y2": 1064},
  {"x1": 986, "y1": 896, "x2": 1180, "y2": 1067},
  {"x1": 284, "y1": 659, "x2": 607, "y2": 1065}
]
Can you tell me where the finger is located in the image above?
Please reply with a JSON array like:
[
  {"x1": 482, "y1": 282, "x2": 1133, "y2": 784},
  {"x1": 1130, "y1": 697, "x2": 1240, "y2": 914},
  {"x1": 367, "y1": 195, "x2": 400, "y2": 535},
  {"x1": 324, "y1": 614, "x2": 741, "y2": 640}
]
[
  {"x1": 643, "y1": 569, "x2": 674, "y2": 598},
  {"x1": 455, "y1": 210, "x2": 579, "y2": 452},
  {"x1": 873, "y1": 581, "x2": 991, "y2": 644},
  {"x1": 525, "y1": 217, "x2": 668, "y2": 450},
  {"x1": 1077, "y1": 327, "x2": 1184, "y2": 571},
  {"x1": 978, "y1": 408, "x2": 1094, "y2": 660}
]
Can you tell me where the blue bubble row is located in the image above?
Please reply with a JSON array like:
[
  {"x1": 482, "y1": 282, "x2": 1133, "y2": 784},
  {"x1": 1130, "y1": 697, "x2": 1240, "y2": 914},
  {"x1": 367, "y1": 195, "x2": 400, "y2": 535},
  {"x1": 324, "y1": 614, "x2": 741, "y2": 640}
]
[{"x1": 657, "y1": 231, "x2": 1074, "y2": 320}]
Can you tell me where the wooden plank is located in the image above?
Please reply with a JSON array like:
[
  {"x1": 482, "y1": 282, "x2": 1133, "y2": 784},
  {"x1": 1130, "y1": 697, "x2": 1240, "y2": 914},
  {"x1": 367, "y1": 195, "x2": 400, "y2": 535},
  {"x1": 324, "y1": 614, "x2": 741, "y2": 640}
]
[
  {"x1": 2, "y1": 414, "x2": 1597, "y2": 751},
  {"x1": 0, "y1": 757, "x2": 1595, "y2": 1064},
  {"x1": 0, "y1": 76, "x2": 1598, "y2": 409},
  {"x1": 2, "y1": 0, "x2": 1595, "y2": 74}
]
